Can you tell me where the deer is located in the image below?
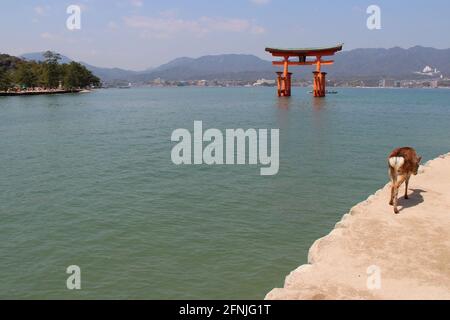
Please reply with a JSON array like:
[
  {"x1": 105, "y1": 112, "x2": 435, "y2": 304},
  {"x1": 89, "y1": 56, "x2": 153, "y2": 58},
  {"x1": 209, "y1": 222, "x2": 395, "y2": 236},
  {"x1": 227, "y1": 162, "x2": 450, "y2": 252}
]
[{"x1": 388, "y1": 147, "x2": 422, "y2": 214}]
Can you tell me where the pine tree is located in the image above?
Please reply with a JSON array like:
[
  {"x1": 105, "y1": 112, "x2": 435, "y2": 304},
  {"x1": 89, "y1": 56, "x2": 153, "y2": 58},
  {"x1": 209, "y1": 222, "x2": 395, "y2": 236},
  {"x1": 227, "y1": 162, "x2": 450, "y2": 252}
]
[
  {"x1": 15, "y1": 62, "x2": 38, "y2": 89},
  {"x1": 0, "y1": 69, "x2": 13, "y2": 91}
]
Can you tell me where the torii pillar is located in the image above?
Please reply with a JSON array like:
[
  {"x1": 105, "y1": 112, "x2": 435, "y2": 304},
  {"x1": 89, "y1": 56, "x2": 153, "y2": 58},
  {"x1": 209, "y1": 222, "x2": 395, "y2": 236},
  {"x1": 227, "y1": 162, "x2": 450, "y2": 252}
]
[{"x1": 265, "y1": 44, "x2": 343, "y2": 98}]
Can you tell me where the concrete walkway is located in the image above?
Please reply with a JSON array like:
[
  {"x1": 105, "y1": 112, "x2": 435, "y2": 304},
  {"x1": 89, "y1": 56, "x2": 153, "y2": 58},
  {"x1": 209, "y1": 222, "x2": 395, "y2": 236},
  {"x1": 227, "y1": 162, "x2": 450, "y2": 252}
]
[{"x1": 266, "y1": 153, "x2": 450, "y2": 300}]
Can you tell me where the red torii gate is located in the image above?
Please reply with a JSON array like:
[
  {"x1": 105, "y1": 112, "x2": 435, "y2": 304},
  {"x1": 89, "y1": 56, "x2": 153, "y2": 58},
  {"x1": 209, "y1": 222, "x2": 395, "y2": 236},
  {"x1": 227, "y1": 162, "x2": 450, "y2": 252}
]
[{"x1": 265, "y1": 44, "x2": 343, "y2": 97}]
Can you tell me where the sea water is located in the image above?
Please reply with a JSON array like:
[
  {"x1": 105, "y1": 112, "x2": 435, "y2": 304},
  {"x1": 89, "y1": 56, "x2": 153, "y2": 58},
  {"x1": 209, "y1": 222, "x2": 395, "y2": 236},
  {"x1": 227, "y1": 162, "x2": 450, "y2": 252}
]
[{"x1": 1, "y1": 87, "x2": 449, "y2": 299}]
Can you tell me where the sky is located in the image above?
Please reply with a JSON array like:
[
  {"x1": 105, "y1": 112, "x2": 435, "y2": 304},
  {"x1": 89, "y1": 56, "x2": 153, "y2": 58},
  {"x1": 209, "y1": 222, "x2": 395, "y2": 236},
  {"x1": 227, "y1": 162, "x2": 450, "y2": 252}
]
[{"x1": 1, "y1": 0, "x2": 450, "y2": 70}]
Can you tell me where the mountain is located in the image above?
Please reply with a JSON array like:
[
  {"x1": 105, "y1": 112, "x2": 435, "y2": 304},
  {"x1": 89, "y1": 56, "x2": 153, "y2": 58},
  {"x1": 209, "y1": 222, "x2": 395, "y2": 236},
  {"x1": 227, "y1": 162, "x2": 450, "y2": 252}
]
[
  {"x1": 21, "y1": 52, "x2": 275, "y2": 82},
  {"x1": 135, "y1": 47, "x2": 450, "y2": 82},
  {"x1": 155, "y1": 54, "x2": 271, "y2": 73},
  {"x1": 79, "y1": 62, "x2": 139, "y2": 82},
  {"x1": 20, "y1": 46, "x2": 450, "y2": 83},
  {"x1": 154, "y1": 57, "x2": 195, "y2": 71},
  {"x1": 132, "y1": 54, "x2": 275, "y2": 82},
  {"x1": 21, "y1": 52, "x2": 139, "y2": 82},
  {"x1": 331, "y1": 46, "x2": 450, "y2": 80},
  {"x1": 21, "y1": 52, "x2": 73, "y2": 64}
]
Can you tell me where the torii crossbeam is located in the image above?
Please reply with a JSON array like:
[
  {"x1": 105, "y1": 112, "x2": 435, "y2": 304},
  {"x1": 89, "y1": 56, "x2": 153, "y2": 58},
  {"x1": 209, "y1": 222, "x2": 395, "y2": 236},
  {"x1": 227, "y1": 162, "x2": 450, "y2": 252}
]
[{"x1": 265, "y1": 44, "x2": 343, "y2": 97}]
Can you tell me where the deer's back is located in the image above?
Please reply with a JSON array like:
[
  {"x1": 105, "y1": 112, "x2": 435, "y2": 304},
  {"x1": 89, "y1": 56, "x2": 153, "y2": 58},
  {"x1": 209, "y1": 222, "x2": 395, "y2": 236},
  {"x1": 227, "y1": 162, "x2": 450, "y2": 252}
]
[{"x1": 389, "y1": 147, "x2": 418, "y2": 173}]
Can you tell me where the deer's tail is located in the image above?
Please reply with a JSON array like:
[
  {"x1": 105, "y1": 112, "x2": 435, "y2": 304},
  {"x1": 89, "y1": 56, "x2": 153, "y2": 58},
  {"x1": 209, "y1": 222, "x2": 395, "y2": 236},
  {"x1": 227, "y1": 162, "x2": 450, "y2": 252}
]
[
  {"x1": 389, "y1": 157, "x2": 405, "y2": 171},
  {"x1": 389, "y1": 157, "x2": 404, "y2": 183}
]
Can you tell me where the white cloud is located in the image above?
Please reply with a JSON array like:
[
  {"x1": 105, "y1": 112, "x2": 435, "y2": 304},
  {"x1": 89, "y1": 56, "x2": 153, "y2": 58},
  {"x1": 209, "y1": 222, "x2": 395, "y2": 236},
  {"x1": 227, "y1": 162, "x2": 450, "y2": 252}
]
[{"x1": 123, "y1": 15, "x2": 265, "y2": 38}]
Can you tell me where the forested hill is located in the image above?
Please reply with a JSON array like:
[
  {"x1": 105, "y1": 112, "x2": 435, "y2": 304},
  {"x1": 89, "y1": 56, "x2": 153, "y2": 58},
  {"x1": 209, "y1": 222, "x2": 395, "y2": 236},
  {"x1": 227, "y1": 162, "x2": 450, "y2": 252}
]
[{"x1": 0, "y1": 51, "x2": 100, "y2": 91}]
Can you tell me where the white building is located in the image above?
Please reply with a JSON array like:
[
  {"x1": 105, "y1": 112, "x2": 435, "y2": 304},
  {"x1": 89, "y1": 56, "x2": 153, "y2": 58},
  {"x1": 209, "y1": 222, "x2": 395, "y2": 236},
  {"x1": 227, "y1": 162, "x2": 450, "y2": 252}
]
[{"x1": 253, "y1": 79, "x2": 276, "y2": 87}]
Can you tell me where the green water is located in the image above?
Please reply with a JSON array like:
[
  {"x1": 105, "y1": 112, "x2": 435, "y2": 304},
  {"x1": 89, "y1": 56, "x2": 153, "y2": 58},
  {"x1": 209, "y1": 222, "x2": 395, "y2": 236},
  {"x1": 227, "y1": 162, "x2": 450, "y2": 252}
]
[{"x1": 1, "y1": 87, "x2": 449, "y2": 299}]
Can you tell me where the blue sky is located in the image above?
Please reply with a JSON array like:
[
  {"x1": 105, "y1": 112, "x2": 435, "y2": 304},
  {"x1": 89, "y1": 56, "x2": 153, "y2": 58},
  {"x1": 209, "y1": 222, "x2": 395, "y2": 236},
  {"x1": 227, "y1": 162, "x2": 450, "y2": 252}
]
[{"x1": 1, "y1": 0, "x2": 449, "y2": 70}]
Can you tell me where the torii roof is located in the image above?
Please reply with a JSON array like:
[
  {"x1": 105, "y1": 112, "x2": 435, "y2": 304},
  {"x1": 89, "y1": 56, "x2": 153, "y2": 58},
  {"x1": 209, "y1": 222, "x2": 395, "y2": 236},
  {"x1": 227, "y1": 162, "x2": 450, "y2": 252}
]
[{"x1": 265, "y1": 44, "x2": 343, "y2": 57}]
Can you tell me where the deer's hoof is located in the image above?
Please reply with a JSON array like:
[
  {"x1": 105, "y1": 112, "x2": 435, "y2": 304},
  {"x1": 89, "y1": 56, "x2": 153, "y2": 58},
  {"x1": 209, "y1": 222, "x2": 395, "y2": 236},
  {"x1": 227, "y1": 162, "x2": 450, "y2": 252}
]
[
  {"x1": 394, "y1": 209, "x2": 400, "y2": 214},
  {"x1": 389, "y1": 201, "x2": 394, "y2": 206}
]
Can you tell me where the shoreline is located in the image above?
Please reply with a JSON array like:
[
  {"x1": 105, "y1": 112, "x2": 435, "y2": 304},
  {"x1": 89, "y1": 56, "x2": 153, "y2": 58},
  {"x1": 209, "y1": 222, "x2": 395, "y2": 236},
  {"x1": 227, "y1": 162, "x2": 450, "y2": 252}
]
[
  {"x1": 266, "y1": 152, "x2": 450, "y2": 300},
  {"x1": 0, "y1": 89, "x2": 87, "y2": 97}
]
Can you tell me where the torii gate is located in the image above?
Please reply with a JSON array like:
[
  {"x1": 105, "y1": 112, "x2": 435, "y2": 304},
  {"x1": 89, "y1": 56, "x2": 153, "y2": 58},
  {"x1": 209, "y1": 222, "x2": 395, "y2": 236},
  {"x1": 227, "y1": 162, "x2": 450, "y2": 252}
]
[{"x1": 265, "y1": 44, "x2": 343, "y2": 97}]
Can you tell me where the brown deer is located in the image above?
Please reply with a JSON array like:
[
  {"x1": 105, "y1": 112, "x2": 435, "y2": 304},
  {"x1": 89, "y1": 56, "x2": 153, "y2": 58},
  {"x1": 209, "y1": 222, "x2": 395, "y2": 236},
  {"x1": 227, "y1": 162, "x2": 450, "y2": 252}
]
[{"x1": 388, "y1": 147, "x2": 422, "y2": 214}]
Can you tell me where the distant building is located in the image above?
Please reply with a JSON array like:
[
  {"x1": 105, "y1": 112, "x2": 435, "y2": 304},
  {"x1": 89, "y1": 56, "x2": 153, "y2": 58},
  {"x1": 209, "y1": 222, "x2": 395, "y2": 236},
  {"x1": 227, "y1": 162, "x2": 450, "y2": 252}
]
[
  {"x1": 380, "y1": 79, "x2": 399, "y2": 88},
  {"x1": 150, "y1": 78, "x2": 168, "y2": 87},
  {"x1": 415, "y1": 65, "x2": 441, "y2": 77},
  {"x1": 438, "y1": 80, "x2": 450, "y2": 87},
  {"x1": 253, "y1": 79, "x2": 276, "y2": 87},
  {"x1": 430, "y1": 80, "x2": 439, "y2": 88}
]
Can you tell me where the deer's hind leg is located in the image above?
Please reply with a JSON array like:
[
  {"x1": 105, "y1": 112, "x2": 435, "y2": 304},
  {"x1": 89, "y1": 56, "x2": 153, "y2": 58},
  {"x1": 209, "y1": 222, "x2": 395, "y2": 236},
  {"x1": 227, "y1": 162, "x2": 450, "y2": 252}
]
[
  {"x1": 389, "y1": 168, "x2": 396, "y2": 206},
  {"x1": 390, "y1": 185, "x2": 395, "y2": 206},
  {"x1": 393, "y1": 175, "x2": 407, "y2": 214},
  {"x1": 404, "y1": 176, "x2": 410, "y2": 200}
]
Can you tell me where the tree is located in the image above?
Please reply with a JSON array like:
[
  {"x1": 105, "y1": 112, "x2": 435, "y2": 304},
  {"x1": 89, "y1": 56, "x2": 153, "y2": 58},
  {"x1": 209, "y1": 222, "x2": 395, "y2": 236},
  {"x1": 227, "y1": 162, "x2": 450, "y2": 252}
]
[
  {"x1": 0, "y1": 53, "x2": 22, "y2": 71},
  {"x1": 1, "y1": 51, "x2": 101, "y2": 92},
  {"x1": 0, "y1": 69, "x2": 13, "y2": 91},
  {"x1": 15, "y1": 62, "x2": 38, "y2": 88},
  {"x1": 63, "y1": 62, "x2": 80, "y2": 89},
  {"x1": 63, "y1": 62, "x2": 100, "y2": 89},
  {"x1": 42, "y1": 51, "x2": 62, "y2": 88},
  {"x1": 43, "y1": 51, "x2": 62, "y2": 65}
]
